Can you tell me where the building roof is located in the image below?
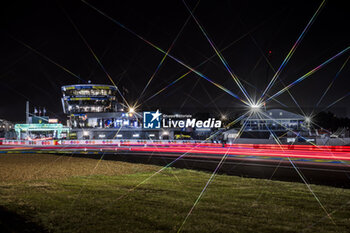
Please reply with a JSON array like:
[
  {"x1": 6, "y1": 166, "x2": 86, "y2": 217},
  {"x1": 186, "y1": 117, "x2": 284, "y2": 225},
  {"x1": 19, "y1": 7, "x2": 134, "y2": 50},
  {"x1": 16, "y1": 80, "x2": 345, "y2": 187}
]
[
  {"x1": 14, "y1": 124, "x2": 69, "y2": 132},
  {"x1": 247, "y1": 109, "x2": 305, "y2": 121},
  {"x1": 0, "y1": 119, "x2": 13, "y2": 124},
  {"x1": 61, "y1": 84, "x2": 117, "y2": 91},
  {"x1": 223, "y1": 128, "x2": 239, "y2": 134}
]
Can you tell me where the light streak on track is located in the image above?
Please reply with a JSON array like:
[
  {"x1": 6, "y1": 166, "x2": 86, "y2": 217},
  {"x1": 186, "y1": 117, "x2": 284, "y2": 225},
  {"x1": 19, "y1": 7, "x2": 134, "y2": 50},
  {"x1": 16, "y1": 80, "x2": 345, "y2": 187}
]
[{"x1": 2, "y1": 143, "x2": 350, "y2": 160}]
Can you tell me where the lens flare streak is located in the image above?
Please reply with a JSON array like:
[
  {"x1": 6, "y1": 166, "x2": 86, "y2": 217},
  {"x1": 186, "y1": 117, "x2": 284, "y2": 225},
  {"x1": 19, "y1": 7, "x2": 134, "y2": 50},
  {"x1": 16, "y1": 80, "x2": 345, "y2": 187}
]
[
  {"x1": 10, "y1": 35, "x2": 84, "y2": 82},
  {"x1": 183, "y1": 0, "x2": 253, "y2": 105},
  {"x1": 261, "y1": 114, "x2": 336, "y2": 225},
  {"x1": 137, "y1": 1, "x2": 200, "y2": 104},
  {"x1": 265, "y1": 47, "x2": 350, "y2": 103},
  {"x1": 323, "y1": 91, "x2": 350, "y2": 111},
  {"x1": 82, "y1": 0, "x2": 248, "y2": 105},
  {"x1": 316, "y1": 55, "x2": 350, "y2": 107},
  {"x1": 61, "y1": 7, "x2": 130, "y2": 108},
  {"x1": 259, "y1": 0, "x2": 326, "y2": 103},
  {"x1": 288, "y1": 157, "x2": 335, "y2": 225},
  {"x1": 142, "y1": 20, "x2": 279, "y2": 104},
  {"x1": 177, "y1": 113, "x2": 252, "y2": 233}
]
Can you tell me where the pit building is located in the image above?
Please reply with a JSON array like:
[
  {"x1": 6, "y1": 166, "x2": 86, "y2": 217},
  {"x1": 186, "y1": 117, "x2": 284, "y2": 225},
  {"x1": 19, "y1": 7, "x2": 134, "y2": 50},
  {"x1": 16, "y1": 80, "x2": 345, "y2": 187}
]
[{"x1": 61, "y1": 84, "x2": 174, "y2": 140}]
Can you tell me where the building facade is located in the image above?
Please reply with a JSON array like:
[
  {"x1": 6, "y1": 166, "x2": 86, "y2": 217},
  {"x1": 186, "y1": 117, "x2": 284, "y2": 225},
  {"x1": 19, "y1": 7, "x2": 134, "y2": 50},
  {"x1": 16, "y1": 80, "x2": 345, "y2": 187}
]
[
  {"x1": 241, "y1": 109, "x2": 309, "y2": 138},
  {"x1": 61, "y1": 84, "x2": 174, "y2": 140},
  {"x1": 0, "y1": 119, "x2": 15, "y2": 139}
]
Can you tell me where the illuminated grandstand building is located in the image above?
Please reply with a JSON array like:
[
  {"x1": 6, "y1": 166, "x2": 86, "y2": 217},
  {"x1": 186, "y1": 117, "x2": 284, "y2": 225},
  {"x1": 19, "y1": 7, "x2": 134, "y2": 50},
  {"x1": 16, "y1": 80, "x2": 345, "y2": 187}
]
[
  {"x1": 244, "y1": 109, "x2": 307, "y2": 131},
  {"x1": 61, "y1": 84, "x2": 220, "y2": 140},
  {"x1": 241, "y1": 109, "x2": 310, "y2": 139},
  {"x1": 61, "y1": 84, "x2": 118, "y2": 114},
  {"x1": 0, "y1": 119, "x2": 15, "y2": 139},
  {"x1": 61, "y1": 84, "x2": 152, "y2": 139}
]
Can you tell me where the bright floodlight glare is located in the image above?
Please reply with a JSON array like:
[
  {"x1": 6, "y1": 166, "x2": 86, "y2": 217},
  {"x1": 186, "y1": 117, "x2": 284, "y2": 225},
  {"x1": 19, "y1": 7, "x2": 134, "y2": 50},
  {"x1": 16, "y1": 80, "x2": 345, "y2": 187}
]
[
  {"x1": 249, "y1": 103, "x2": 261, "y2": 111},
  {"x1": 162, "y1": 131, "x2": 169, "y2": 135},
  {"x1": 305, "y1": 117, "x2": 311, "y2": 123},
  {"x1": 128, "y1": 107, "x2": 135, "y2": 113}
]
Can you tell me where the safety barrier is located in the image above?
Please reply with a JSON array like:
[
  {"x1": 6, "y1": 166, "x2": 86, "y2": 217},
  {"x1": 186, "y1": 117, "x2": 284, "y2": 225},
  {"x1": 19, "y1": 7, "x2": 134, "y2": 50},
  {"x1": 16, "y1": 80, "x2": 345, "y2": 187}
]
[
  {"x1": 58, "y1": 139, "x2": 205, "y2": 146},
  {"x1": 1, "y1": 139, "x2": 349, "y2": 152},
  {"x1": 1, "y1": 140, "x2": 58, "y2": 146}
]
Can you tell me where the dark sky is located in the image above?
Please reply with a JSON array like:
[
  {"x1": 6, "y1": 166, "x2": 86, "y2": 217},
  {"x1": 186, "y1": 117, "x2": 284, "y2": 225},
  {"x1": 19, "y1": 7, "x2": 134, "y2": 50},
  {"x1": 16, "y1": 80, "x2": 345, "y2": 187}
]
[{"x1": 1, "y1": 0, "x2": 349, "y2": 122}]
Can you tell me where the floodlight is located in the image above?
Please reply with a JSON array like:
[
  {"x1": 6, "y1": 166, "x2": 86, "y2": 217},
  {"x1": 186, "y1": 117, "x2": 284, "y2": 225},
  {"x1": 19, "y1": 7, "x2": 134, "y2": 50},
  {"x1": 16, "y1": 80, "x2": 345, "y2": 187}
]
[
  {"x1": 128, "y1": 107, "x2": 135, "y2": 113},
  {"x1": 305, "y1": 117, "x2": 311, "y2": 123},
  {"x1": 249, "y1": 103, "x2": 261, "y2": 111},
  {"x1": 162, "y1": 131, "x2": 169, "y2": 135}
]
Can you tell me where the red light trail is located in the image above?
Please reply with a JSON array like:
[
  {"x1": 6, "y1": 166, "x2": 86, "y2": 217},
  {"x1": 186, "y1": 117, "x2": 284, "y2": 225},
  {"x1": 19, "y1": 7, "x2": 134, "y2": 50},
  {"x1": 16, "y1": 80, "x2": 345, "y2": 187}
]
[{"x1": 1, "y1": 142, "x2": 350, "y2": 163}]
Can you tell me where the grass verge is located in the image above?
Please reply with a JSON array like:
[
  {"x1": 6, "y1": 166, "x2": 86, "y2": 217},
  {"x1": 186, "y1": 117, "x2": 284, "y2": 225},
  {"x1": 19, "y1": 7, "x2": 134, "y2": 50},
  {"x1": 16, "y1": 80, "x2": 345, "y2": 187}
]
[{"x1": 0, "y1": 153, "x2": 350, "y2": 232}]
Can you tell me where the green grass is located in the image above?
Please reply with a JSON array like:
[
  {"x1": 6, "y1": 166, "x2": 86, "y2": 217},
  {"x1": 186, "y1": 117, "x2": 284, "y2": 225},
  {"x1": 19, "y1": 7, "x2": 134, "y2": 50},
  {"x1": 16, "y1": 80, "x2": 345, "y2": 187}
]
[{"x1": 1, "y1": 154, "x2": 350, "y2": 232}]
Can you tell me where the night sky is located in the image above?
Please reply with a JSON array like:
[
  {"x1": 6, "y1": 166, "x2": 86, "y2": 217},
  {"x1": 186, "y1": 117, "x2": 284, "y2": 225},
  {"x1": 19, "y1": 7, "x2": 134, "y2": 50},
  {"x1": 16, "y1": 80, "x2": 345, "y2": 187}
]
[{"x1": 1, "y1": 0, "x2": 349, "y2": 122}]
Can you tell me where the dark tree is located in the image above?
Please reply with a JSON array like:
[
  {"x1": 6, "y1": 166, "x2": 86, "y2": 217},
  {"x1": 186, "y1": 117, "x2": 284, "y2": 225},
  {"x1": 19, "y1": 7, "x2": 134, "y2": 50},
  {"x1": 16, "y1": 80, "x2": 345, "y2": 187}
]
[{"x1": 314, "y1": 112, "x2": 350, "y2": 131}]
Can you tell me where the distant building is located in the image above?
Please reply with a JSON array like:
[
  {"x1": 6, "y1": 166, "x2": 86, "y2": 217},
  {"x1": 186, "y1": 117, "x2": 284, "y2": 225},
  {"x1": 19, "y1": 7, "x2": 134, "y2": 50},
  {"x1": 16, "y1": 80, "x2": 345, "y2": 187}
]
[
  {"x1": 61, "y1": 84, "x2": 175, "y2": 140},
  {"x1": 244, "y1": 109, "x2": 307, "y2": 130},
  {"x1": 61, "y1": 84, "x2": 121, "y2": 115},
  {"x1": 0, "y1": 119, "x2": 15, "y2": 139},
  {"x1": 241, "y1": 109, "x2": 309, "y2": 138},
  {"x1": 60, "y1": 84, "x2": 224, "y2": 140},
  {"x1": 14, "y1": 123, "x2": 70, "y2": 140}
]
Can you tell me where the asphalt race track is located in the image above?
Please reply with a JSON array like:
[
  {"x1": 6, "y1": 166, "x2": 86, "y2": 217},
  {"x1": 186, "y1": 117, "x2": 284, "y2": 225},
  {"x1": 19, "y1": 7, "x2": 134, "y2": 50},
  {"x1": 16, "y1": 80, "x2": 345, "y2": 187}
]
[{"x1": 1, "y1": 142, "x2": 350, "y2": 188}]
